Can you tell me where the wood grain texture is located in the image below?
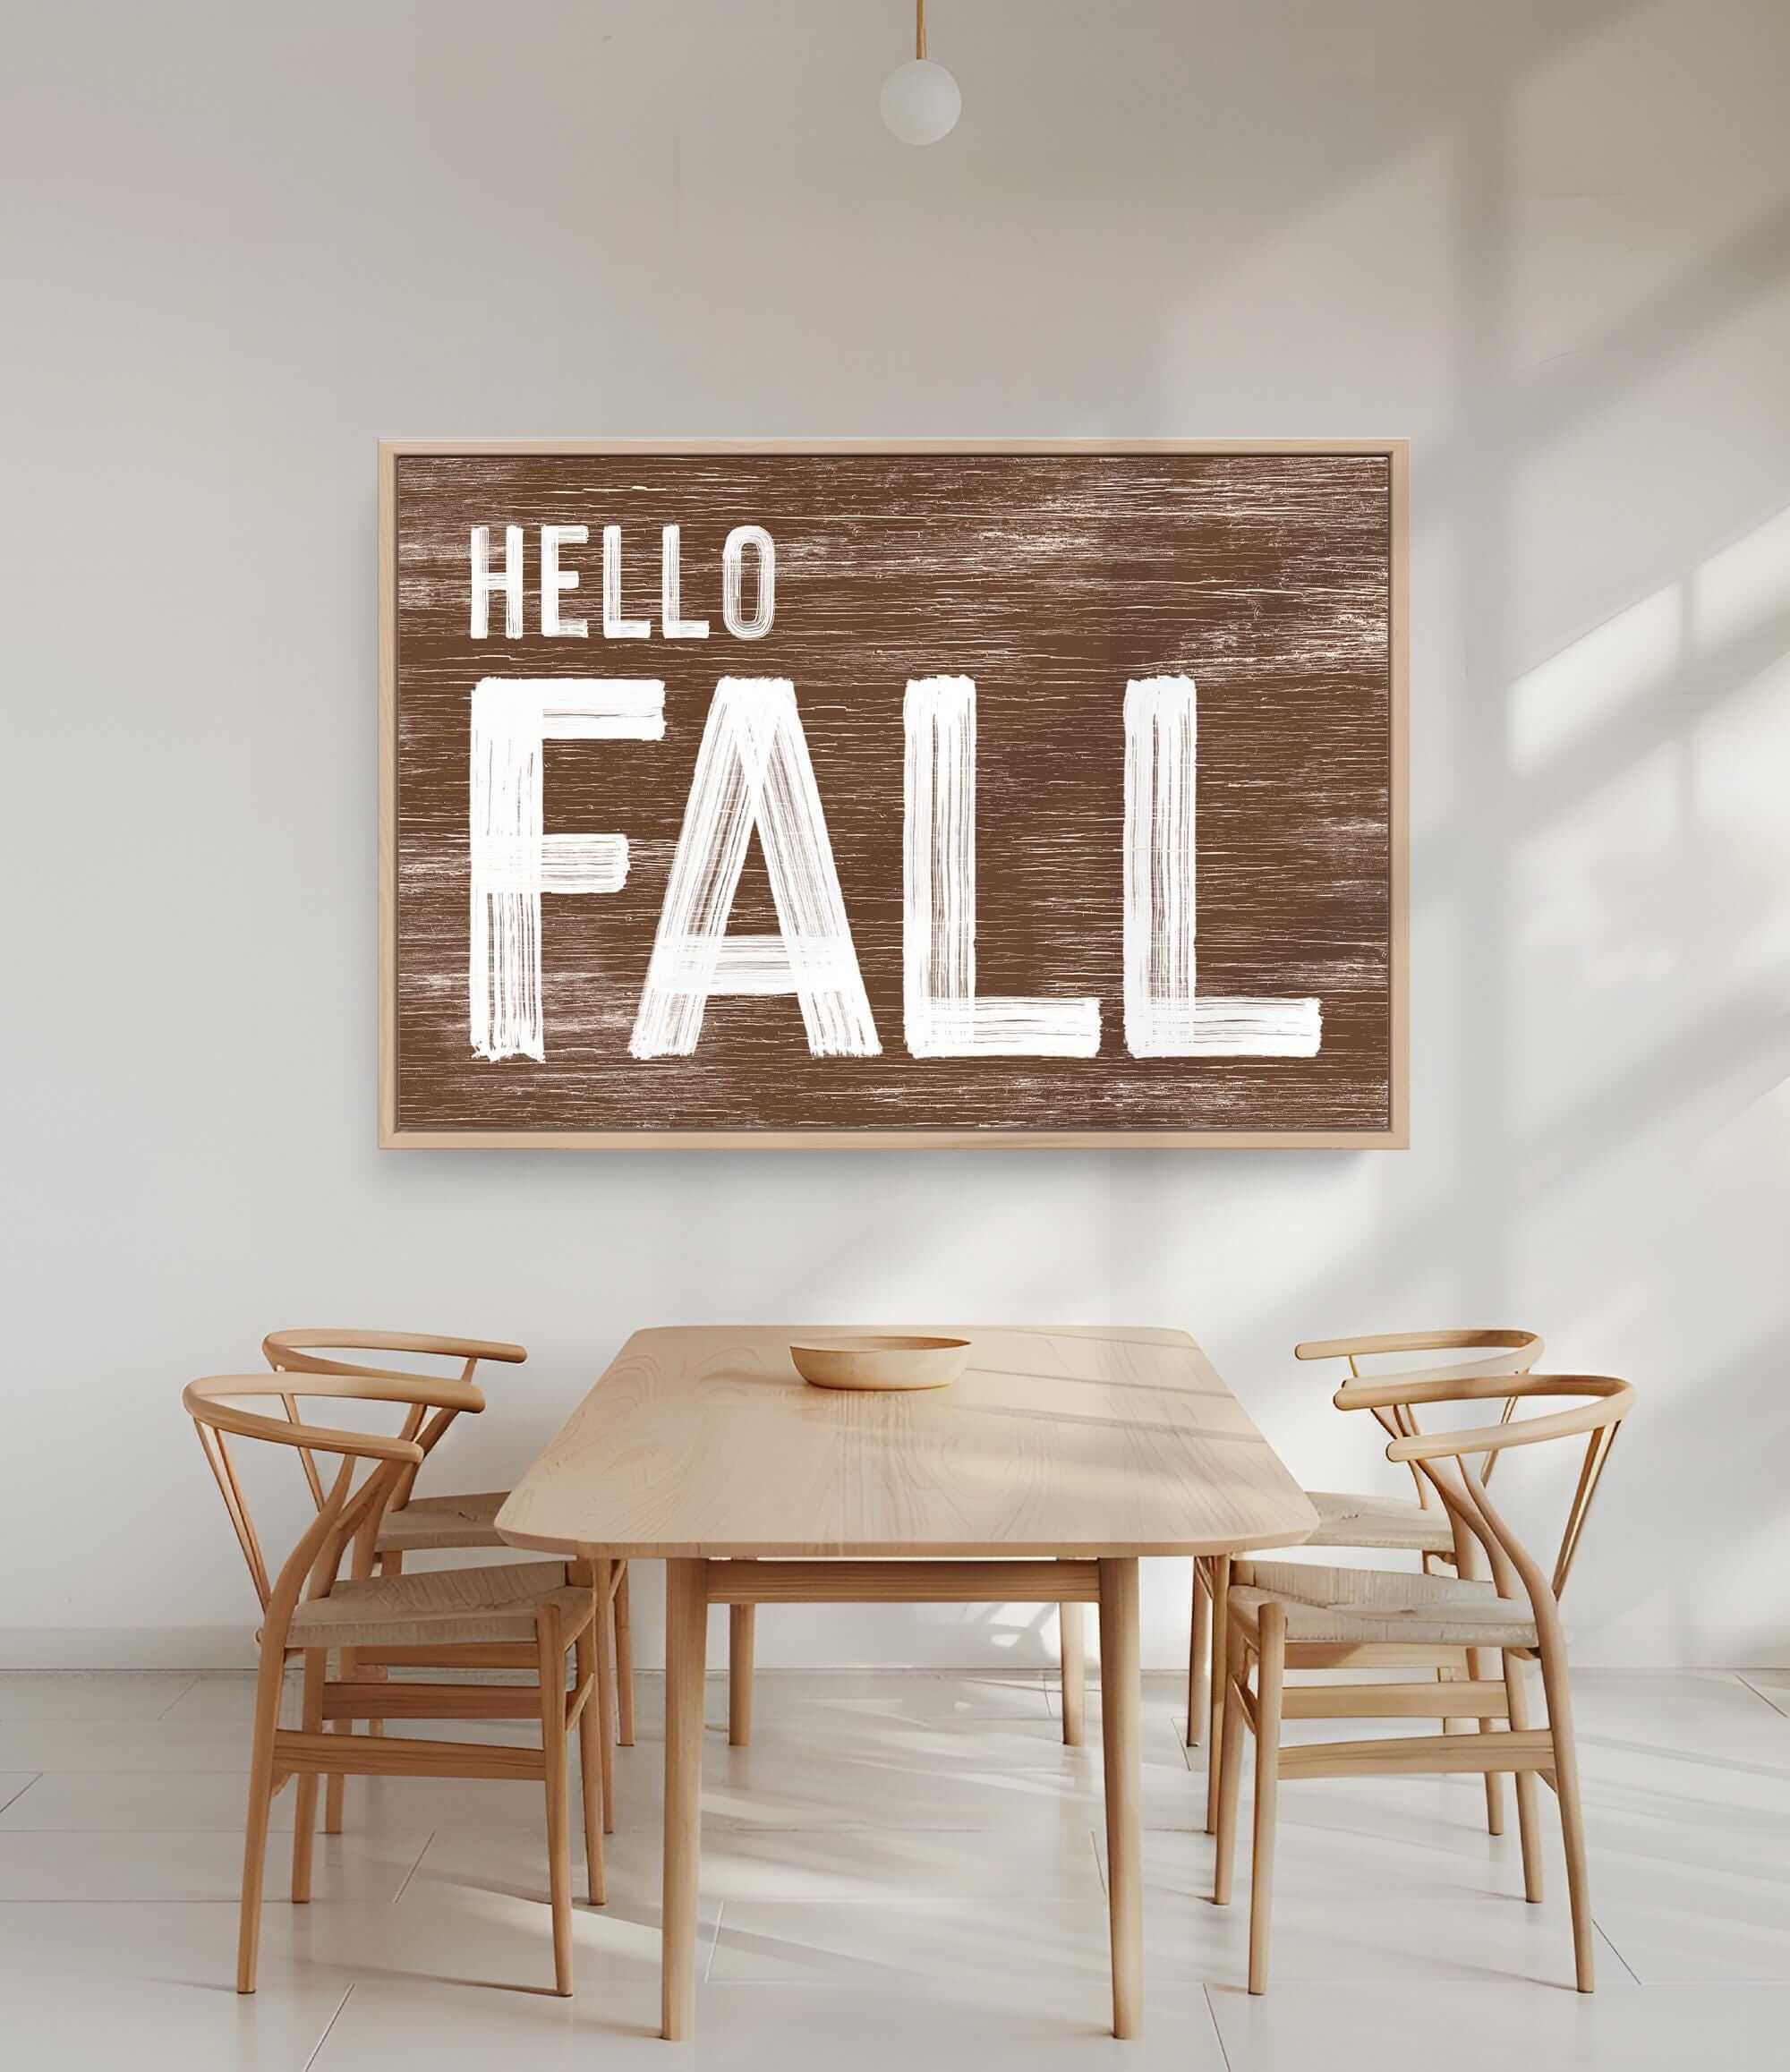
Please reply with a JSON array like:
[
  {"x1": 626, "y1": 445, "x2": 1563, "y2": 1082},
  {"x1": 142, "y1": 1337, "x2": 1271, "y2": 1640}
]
[
  {"x1": 495, "y1": 1324, "x2": 1319, "y2": 1559},
  {"x1": 382, "y1": 439, "x2": 1405, "y2": 1147},
  {"x1": 1098, "y1": 1557, "x2": 1144, "y2": 2036},
  {"x1": 703, "y1": 1559, "x2": 1104, "y2": 1602}
]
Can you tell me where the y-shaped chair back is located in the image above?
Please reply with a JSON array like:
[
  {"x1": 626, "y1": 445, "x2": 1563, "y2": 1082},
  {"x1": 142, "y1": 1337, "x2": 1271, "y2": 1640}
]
[
  {"x1": 187, "y1": 1368, "x2": 484, "y2": 1624},
  {"x1": 1296, "y1": 1326, "x2": 1544, "y2": 1507},
  {"x1": 1332, "y1": 1367, "x2": 1631, "y2": 1609},
  {"x1": 261, "y1": 1329, "x2": 524, "y2": 1519}
]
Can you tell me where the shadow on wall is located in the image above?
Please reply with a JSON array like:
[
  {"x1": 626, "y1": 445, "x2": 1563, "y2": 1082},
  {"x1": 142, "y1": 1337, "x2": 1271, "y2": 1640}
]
[{"x1": 1104, "y1": 0, "x2": 1790, "y2": 1670}]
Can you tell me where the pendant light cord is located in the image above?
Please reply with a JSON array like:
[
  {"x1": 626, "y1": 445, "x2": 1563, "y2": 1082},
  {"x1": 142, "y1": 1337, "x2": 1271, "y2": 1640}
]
[{"x1": 916, "y1": 0, "x2": 926, "y2": 61}]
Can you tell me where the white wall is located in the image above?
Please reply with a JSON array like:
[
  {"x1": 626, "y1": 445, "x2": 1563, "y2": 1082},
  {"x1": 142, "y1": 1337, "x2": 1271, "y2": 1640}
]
[{"x1": 4, "y1": 0, "x2": 1787, "y2": 1672}]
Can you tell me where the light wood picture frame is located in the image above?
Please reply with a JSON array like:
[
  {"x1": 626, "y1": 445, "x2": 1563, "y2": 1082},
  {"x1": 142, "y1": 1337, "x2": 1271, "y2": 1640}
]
[{"x1": 379, "y1": 439, "x2": 1408, "y2": 1149}]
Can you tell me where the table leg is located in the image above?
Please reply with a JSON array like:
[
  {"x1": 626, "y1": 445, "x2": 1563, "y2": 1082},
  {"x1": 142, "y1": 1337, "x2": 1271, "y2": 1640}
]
[
  {"x1": 1059, "y1": 1582, "x2": 1087, "y2": 1748},
  {"x1": 1205, "y1": 1552, "x2": 1231, "y2": 1831},
  {"x1": 614, "y1": 1563, "x2": 635, "y2": 1747},
  {"x1": 661, "y1": 1558, "x2": 709, "y2": 2042},
  {"x1": 1187, "y1": 1556, "x2": 1210, "y2": 1747},
  {"x1": 1097, "y1": 1556, "x2": 1142, "y2": 2039},
  {"x1": 592, "y1": 1556, "x2": 617, "y2": 1835},
  {"x1": 729, "y1": 1602, "x2": 755, "y2": 1747}
]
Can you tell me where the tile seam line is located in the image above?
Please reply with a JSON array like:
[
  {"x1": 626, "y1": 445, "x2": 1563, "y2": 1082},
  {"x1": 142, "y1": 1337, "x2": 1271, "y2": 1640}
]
[
  {"x1": 0, "y1": 1773, "x2": 44, "y2": 1815},
  {"x1": 1735, "y1": 1672, "x2": 1790, "y2": 1720},
  {"x1": 301, "y1": 1984, "x2": 355, "y2": 2072},
  {"x1": 153, "y1": 1675, "x2": 205, "y2": 1719},
  {"x1": 1595, "y1": 1920, "x2": 1645, "y2": 1988},
  {"x1": 1203, "y1": 1982, "x2": 1236, "y2": 2071},
  {"x1": 389, "y1": 1827, "x2": 437, "y2": 1904}
]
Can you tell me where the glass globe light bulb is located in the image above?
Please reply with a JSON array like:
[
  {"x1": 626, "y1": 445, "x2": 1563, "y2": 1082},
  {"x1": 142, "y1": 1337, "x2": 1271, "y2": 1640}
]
[{"x1": 880, "y1": 57, "x2": 961, "y2": 146}]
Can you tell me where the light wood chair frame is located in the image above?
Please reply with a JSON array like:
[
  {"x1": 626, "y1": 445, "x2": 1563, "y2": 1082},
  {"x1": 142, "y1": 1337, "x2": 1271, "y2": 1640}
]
[
  {"x1": 1190, "y1": 1327, "x2": 1544, "y2": 1835},
  {"x1": 186, "y1": 1372, "x2": 605, "y2": 1997},
  {"x1": 1210, "y1": 1372, "x2": 1632, "y2": 1995},
  {"x1": 263, "y1": 1329, "x2": 636, "y2": 1833}
]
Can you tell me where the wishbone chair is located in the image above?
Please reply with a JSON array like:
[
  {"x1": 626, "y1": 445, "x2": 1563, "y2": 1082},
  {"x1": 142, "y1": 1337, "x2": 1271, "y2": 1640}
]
[
  {"x1": 263, "y1": 1328, "x2": 635, "y2": 1837},
  {"x1": 186, "y1": 1371, "x2": 604, "y2": 1997},
  {"x1": 1192, "y1": 1327, "x2": 1543, "y2": 1838},
  {"x1": 1211, "y1": 1371, "x2": 1632, "y2": 1994}
]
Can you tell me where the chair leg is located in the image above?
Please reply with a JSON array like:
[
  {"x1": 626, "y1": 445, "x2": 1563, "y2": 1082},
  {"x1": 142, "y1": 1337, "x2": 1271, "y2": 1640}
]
[
  {"x1": 351, "y1": 1537, "x2": 386, "y2": 1742},
  {"x1": 1059, "y1": 1593, "x2": 1087, "y2": 1748},
  {"x1": 1504, "y1": 1648, "x2": 1545, "y2": 1904},
  {"x1": 1187, "y1": 1556, "x2": 1210, "y2": 1747},
  {"x1": 592, "y1": 1558, "x2": 618, "y2": 1831},
  {"x1": 614, "y1": 1562, "x2": 635, "y2": 1748},
  {"x1": 328, "y1": 1530, "x2": 381, "y2": 1828},
  {"x1": 1211, "y1": 1622, "x2": 1247, "y2": 1907},
  {"x1": 290, "y1": 1650, "x2": 325, "y2": 1903},
  {"x1": 729, "y1": 1599, "x2": 755, "y2": 1748},
  {"x1": 235, "y1": 1646, "x2": 286, "y2": 1994},
  {"x1": 575, "y1": 1620, "x2": 606, "y2": 1906},
  {"x1": 1472, "y1": 1646, "x2": 1504, "y2": 1836},
  {"x1": 325, "y1": 1644, "x2": 350, "y2": 1836},
  {"x1": 1438, "y1": 1655, "x2": 1504, "y2": 1837},
  {"x1": 349, "y1": 1626, "x2": 386, "y2": 1747},
  {"x1": 537, "y1": 1611, "x2": 574, "y2": 1998},
  {"x1": 1538, "y1": 1645, "x2": 1596, "y2": 1992},
  {"x1": 1247, "y1": 1603, "x2": 1286, "y2": 1996},
  {"x1": 1205, "y1": 1553, "x2": 1232, "y2": 1830}
]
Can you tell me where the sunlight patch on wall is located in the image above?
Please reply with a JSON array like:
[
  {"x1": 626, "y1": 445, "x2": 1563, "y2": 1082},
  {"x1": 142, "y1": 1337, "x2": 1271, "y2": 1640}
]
[
  {"x1": 1509, "y1": 506, "x2": 1790, "y2": 1156},
  {"x1": 1508, "y1": 587, "x2": 1682, "y2": 769},
  {"x1": 1691, "y1": 504, "x2": 1790, "y2": 648}
]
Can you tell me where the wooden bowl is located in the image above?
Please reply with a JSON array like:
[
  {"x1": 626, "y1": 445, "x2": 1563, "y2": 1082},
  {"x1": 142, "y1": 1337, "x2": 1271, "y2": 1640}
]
[{"x1": 789, "y1": 1334, "x2": 971, "y2": 1393}]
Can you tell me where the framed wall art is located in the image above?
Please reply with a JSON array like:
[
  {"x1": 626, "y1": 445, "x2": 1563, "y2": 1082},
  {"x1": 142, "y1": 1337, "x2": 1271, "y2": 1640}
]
[{"x1": 380, "y1": 439, "x2": 1407, "y2": 1148}]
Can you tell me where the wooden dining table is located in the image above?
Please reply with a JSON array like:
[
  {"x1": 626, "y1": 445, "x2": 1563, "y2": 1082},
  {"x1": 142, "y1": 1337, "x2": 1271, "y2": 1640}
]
[{"x1": 498, "y1": 1324, "x2": 1316, "y2": 2040}]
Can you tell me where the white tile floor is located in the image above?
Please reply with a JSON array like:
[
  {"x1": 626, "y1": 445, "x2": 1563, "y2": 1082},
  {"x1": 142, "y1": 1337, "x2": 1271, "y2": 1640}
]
[{"x1": 1, "y1": 1667, "x2": 1786, "y2": 2068}]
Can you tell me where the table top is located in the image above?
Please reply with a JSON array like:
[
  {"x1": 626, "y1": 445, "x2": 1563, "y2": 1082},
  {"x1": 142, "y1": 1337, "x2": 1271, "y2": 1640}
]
[{"x1": 497, "y1": 1325, "x2": 1317, "y2": 1560}]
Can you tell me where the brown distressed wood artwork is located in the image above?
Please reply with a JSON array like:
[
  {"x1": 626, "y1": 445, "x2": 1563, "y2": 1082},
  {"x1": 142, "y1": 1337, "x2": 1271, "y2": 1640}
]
[{"x1": 381, "y1": 440, "x2": 1406, "y2": 1147}]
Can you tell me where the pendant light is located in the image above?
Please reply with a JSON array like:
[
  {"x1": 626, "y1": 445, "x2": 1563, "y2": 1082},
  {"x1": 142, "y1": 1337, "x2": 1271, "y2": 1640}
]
[{"x1": 880, "y1": 0, "x2": 961, "y2": 145}]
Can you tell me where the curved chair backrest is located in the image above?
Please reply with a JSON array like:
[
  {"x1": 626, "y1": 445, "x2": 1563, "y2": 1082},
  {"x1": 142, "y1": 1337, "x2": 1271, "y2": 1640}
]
[
  {"x1": 262, "y1": 1329, "x2": 525, "y2": 1513},
  {"x1": 1332, "y1": 1370, "x2": 1633, "y2": 1633},
  {"x1": 1296, "y1": 1329, "x2": 1543, "y2": 1502},
  {"x1": 185, "y1": 1370, "x2": 486, "y2": 1641}
]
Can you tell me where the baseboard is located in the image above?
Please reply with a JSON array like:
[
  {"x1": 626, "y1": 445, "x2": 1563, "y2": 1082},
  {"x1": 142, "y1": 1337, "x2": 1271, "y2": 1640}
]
[
  {"x1": 3, "y1": 1624, "x2": 1787, "y2": 1673},
  {"x1": 0, "y1": 1628, "x2": 261, "y2": 1671}
]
